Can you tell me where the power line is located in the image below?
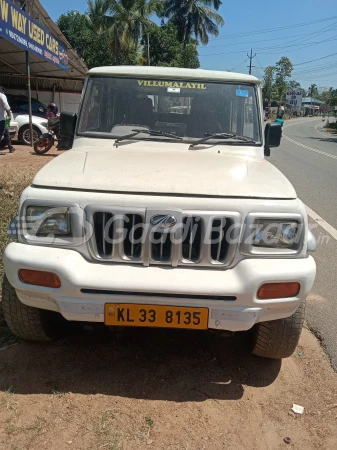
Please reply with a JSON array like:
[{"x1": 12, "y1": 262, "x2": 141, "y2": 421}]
[
  {"x1": 204, "y1": 21, "x2": 337, "y2": 49},
  {"x1": 207, "y1": 16, "x2": 337, "y2": 41},
  {"x1": 229, "y1": 59, "x2": 247, "y2": 71},
  {"x1": 294, "y1": 52, "x2": 337, "y2": 66}
]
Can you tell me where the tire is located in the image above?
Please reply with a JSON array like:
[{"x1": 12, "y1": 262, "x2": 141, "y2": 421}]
[
  {"x1": 34, "y1": 134, "x2": 54, "y2": 154},
  {"x1": 1, "y1": 275, "x2": 68, "y2": 342},
  {"x1": 18, "y1": 125, "x2": 41, "y2": 145},
  {"x1": 251, "y1": 301, "x2": 305, "y2": 359}
]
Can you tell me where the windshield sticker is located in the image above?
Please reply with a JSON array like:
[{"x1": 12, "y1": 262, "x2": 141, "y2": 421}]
[
  {"x1": 137, "y1": 80, "x2": 207, "y2": 90},
  {"x1": 167, "y1": 87, "x2": 180, "y2": 93},
  {"x1": 236, "y1": 89, "x2": 249, "y2": 98}
]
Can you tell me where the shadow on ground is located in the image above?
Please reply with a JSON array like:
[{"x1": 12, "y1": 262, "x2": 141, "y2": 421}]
[
  {"x1": 0, "y1": 326, "x2": 281, "y2": 401},
  {"x1": 306, "y1": 136, "x2": 337, "y2": 144}
]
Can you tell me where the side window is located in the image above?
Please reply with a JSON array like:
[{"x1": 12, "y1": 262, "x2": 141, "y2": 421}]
[{"x1": 7, "y1": 98, "x2": 18, "y2": 112}]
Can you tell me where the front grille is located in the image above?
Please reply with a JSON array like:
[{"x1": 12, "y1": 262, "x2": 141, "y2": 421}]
[{"x1": 88, "y1": 207, "x2": 239, "y2": 267}]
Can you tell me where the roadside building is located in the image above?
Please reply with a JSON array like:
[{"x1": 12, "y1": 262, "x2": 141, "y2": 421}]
[
  {"x1": 0, "y1": 0, "x2": 87, "y2": 113},
  {"x1": 302, "y1": 97, "x2": 326, "y2": 116}
]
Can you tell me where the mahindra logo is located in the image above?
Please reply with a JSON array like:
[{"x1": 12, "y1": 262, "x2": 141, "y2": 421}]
[{"x1": 150, "y1": 214, "x2": 177, "y2": 228}]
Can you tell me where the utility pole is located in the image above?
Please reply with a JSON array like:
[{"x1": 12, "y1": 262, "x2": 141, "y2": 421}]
[
  {"x1": 147, "y1": 33, "x2": 150, "y2": 66},
  {"x1": 247, "y1": 49, "x2": 256, "y2": 75}
]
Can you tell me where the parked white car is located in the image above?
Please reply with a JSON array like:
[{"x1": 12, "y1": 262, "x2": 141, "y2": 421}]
[
  {"x1": 11, "y1": 114, "x2": 48, "y2": 145},
  {"x1": 2, "y1": 66, "x2": 317, "y2": 359}
]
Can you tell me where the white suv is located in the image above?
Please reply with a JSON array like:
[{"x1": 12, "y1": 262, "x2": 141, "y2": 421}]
[{"x1": 2, "y1": 67, "x2": 316, "y2": 359}]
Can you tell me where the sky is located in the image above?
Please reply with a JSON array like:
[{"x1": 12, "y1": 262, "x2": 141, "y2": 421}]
[{"x1": 42, "y1": 0, "x2": 337, "y2": 89}]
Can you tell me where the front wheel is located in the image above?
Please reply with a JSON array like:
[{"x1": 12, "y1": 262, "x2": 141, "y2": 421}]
[
  {"x1": 34, "y1": 133, "x2": 54, "y2": 154},
  {"x1": 1, "y1": 276, "x2": 68, "y2": 342},
  {"x1": 251, "y1": 301, "x2": 305, "y2": 359},
  {"x1": 19, "y1": 125, "x2": 41, "y2": 145}
]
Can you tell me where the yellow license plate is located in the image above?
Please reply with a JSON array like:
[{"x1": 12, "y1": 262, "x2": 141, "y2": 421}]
[{"x1": 104, "y1": 304, "x2": 208, "y2": 330}]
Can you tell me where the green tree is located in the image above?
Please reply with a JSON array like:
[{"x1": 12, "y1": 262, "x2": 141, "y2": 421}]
[
  {"x1": 308, "y1": 83, "x2": 318, "y2": 99},
  {"x1": 262, "y1": 66, "x2": 276, "y2": 104},
  {"x1": 163, "y1": 0, "x2": 224, "y2": 45},
  {"x1": 143, "y1": 23, "x2": 199, "y2": 68},
  {"x1": 57, "y1": 11, "x2": 115, "y2": 68},
  {"x1": 57, "y1": 10, "x2": 144, "y2": 68},
  {"x1": 274, "y1": 56, "x2": 293, "y2": 107},
  {"x1": 287, "y1": 80, "x2": 301, "y2": 90},
  {"x1": 87, "y1": 0, "x2": 164, "y2": 62}
]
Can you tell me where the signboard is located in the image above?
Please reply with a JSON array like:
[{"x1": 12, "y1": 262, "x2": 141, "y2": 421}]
[
  {"x1": 286, "y1": 90, "x2": 302, "y2": 110},
  {"x1": 0, "y1": 0, "x2": 68, "y2": 70}
]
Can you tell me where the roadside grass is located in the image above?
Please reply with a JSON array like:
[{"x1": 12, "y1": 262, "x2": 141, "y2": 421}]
[
  {"x1": 324, "y1": 121, "x2": 337, "y2": 133},
  {"x1": 93, "y1": 409, "x2": 122, "y2": 449},
  {"x1": 0, "y1": 173, "x2": 32, "y2": 347}
]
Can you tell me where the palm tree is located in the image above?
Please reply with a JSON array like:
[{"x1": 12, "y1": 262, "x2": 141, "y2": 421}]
[
  {"x1": 86, "y1": 0, "x2": 164, "y2": 63},
  {"x1": 163, "y1": 0, "x2": 224, "y2": 45},
  {"x1": 308, "y1": 83, "x2": 318, "y2": 99}
]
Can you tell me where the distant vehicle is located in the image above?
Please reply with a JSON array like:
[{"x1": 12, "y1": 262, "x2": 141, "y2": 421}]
[{"x1": 6, "y1": 94, "x2": 48, "y2": 144}]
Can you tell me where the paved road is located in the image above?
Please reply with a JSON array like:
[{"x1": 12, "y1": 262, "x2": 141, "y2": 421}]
[{"x1": 269, "y1": 118, "x2": 337, "y2": 369}]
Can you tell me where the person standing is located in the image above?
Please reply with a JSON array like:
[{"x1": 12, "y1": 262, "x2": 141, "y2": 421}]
[
  {"x1": 0, "y1": 114, "x2": 16, "y2": 153},
  {"x1": 0, "y1": 87, "x2": 14, "y2": 153},
  {"x1": 275, "y1": 114, "x2": 284, "y2": 127}
]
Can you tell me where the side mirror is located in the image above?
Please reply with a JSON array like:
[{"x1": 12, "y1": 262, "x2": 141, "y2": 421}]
[
  {"x1": 264, "y1": 122, "x2": 282, "y2": 157},
  {"x1": 60, "y1": 112, "x2": 77, "y2": 149}
]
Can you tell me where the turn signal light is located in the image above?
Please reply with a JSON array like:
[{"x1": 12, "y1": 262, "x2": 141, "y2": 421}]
[
  {"x1": 257, "y1": 282, "x2": 300, "y2": 300},
  {"x1": 18, "y1": 269, "x2": 61, "y2": 288}
]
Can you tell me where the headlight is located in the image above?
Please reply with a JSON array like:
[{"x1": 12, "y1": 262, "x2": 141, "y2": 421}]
[
  {"x1": 25, "y1": 206, "x2": 71, "y2": 236},
  {"x1": 253, "y1": 219, "x2": 299, "y2": 248}
]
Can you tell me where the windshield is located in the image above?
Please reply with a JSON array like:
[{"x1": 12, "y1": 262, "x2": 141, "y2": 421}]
[{"x1": 78, "y1": 76, "x2": 261, "y2": 144}]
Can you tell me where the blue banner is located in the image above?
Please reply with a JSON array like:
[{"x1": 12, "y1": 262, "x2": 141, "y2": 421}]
[{"x1": 0, "y1": 0, "x2": 68, "y2": 71}]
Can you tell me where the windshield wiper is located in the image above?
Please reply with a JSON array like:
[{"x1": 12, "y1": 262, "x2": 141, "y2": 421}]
[
  {"x1": 115, "y1": 128, "x2": 183, "y2": 144},
  {"x1": 189, "y1": 132, "x2": 256, "y2": 148}
]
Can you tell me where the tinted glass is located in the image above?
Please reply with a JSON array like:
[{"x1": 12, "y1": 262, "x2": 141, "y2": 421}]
[{"x1": 78, "y1": 77, "x2": 261, "y2": 143}]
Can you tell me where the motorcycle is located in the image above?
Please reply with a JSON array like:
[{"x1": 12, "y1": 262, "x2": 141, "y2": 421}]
[{"x1": 34, "y1": 115, "x2": 70, "y2": 155}]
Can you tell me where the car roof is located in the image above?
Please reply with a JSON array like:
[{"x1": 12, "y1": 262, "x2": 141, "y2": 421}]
[
  {"x1": 7, "y1": 94, "x2": 46, "y2": 105},
  {"x1": 88, "y1": 66, "x2": 261, "y2": 85}
]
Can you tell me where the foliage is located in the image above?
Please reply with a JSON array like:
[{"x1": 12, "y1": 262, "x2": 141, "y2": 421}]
[
  {"x1": 274, "y1": 56, "x2": 293, "y2": 104},
  {"x1": 162, "y1": 0, "x2": 224, "y2": 45},
  {"x1": 262, "y1": 66, "x2": 276, "y2": 103},
  {"x1": 262, "y1": 57, "x2": 294, "y2": 105},
  {"x1": 287, "y1": 80, "x2": 301, "y2": 90},
  {"x1": 87, "y1": 0, "x2": 163, "y2": 54},
  {"x1": 57, "y1": 10, "x2": 145, "y2": 68},
  {"x1": 143, "y1": 23, "x2": 199, "y2": 68},
  {"x1": 308, "y1": 83, "x2": 318, "y2": 99},
  {"x1": 57, "y1": 11, "x2": 115, "y2": 68}
]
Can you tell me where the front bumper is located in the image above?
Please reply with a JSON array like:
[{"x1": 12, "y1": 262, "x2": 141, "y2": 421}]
[{"x1": 3, "y1": 243, "x2": 316, "y2": 331}]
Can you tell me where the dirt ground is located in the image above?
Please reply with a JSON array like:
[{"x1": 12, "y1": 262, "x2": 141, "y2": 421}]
[
  {"x1": 0, "y1": 144, "x2": 337, "y2": 450},
  {"x1": 0, "y1": 327, "x2": 337, "y2": 450},
  {"x1": 0, "y1": 143, "x2": 63, "y2": 176}
]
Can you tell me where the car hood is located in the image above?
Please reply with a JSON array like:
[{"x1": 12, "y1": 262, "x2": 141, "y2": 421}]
[{"x1": 32, "y1": 144, "x2": 297, "y2": 199}]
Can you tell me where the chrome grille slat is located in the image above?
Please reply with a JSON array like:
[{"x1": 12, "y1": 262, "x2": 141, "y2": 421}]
[
  {"x1": 188, "y1": 221, "x2": 193, "y2": 260},
  {"x1": 216, "y1": 218, "x2": 223, "y2": 261},
  {"x1": 124, "y1": 214, "x2": 144, "y2": 260},
  {"x1": 102, "y1": 212, "x2": 106, "y2": 255},
  {"x1": 130, "y1": 214, "x2": 135, "y2": 257},
  {"x1": 93, "y1": 211, "x2": 113, "y2": 258}
]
